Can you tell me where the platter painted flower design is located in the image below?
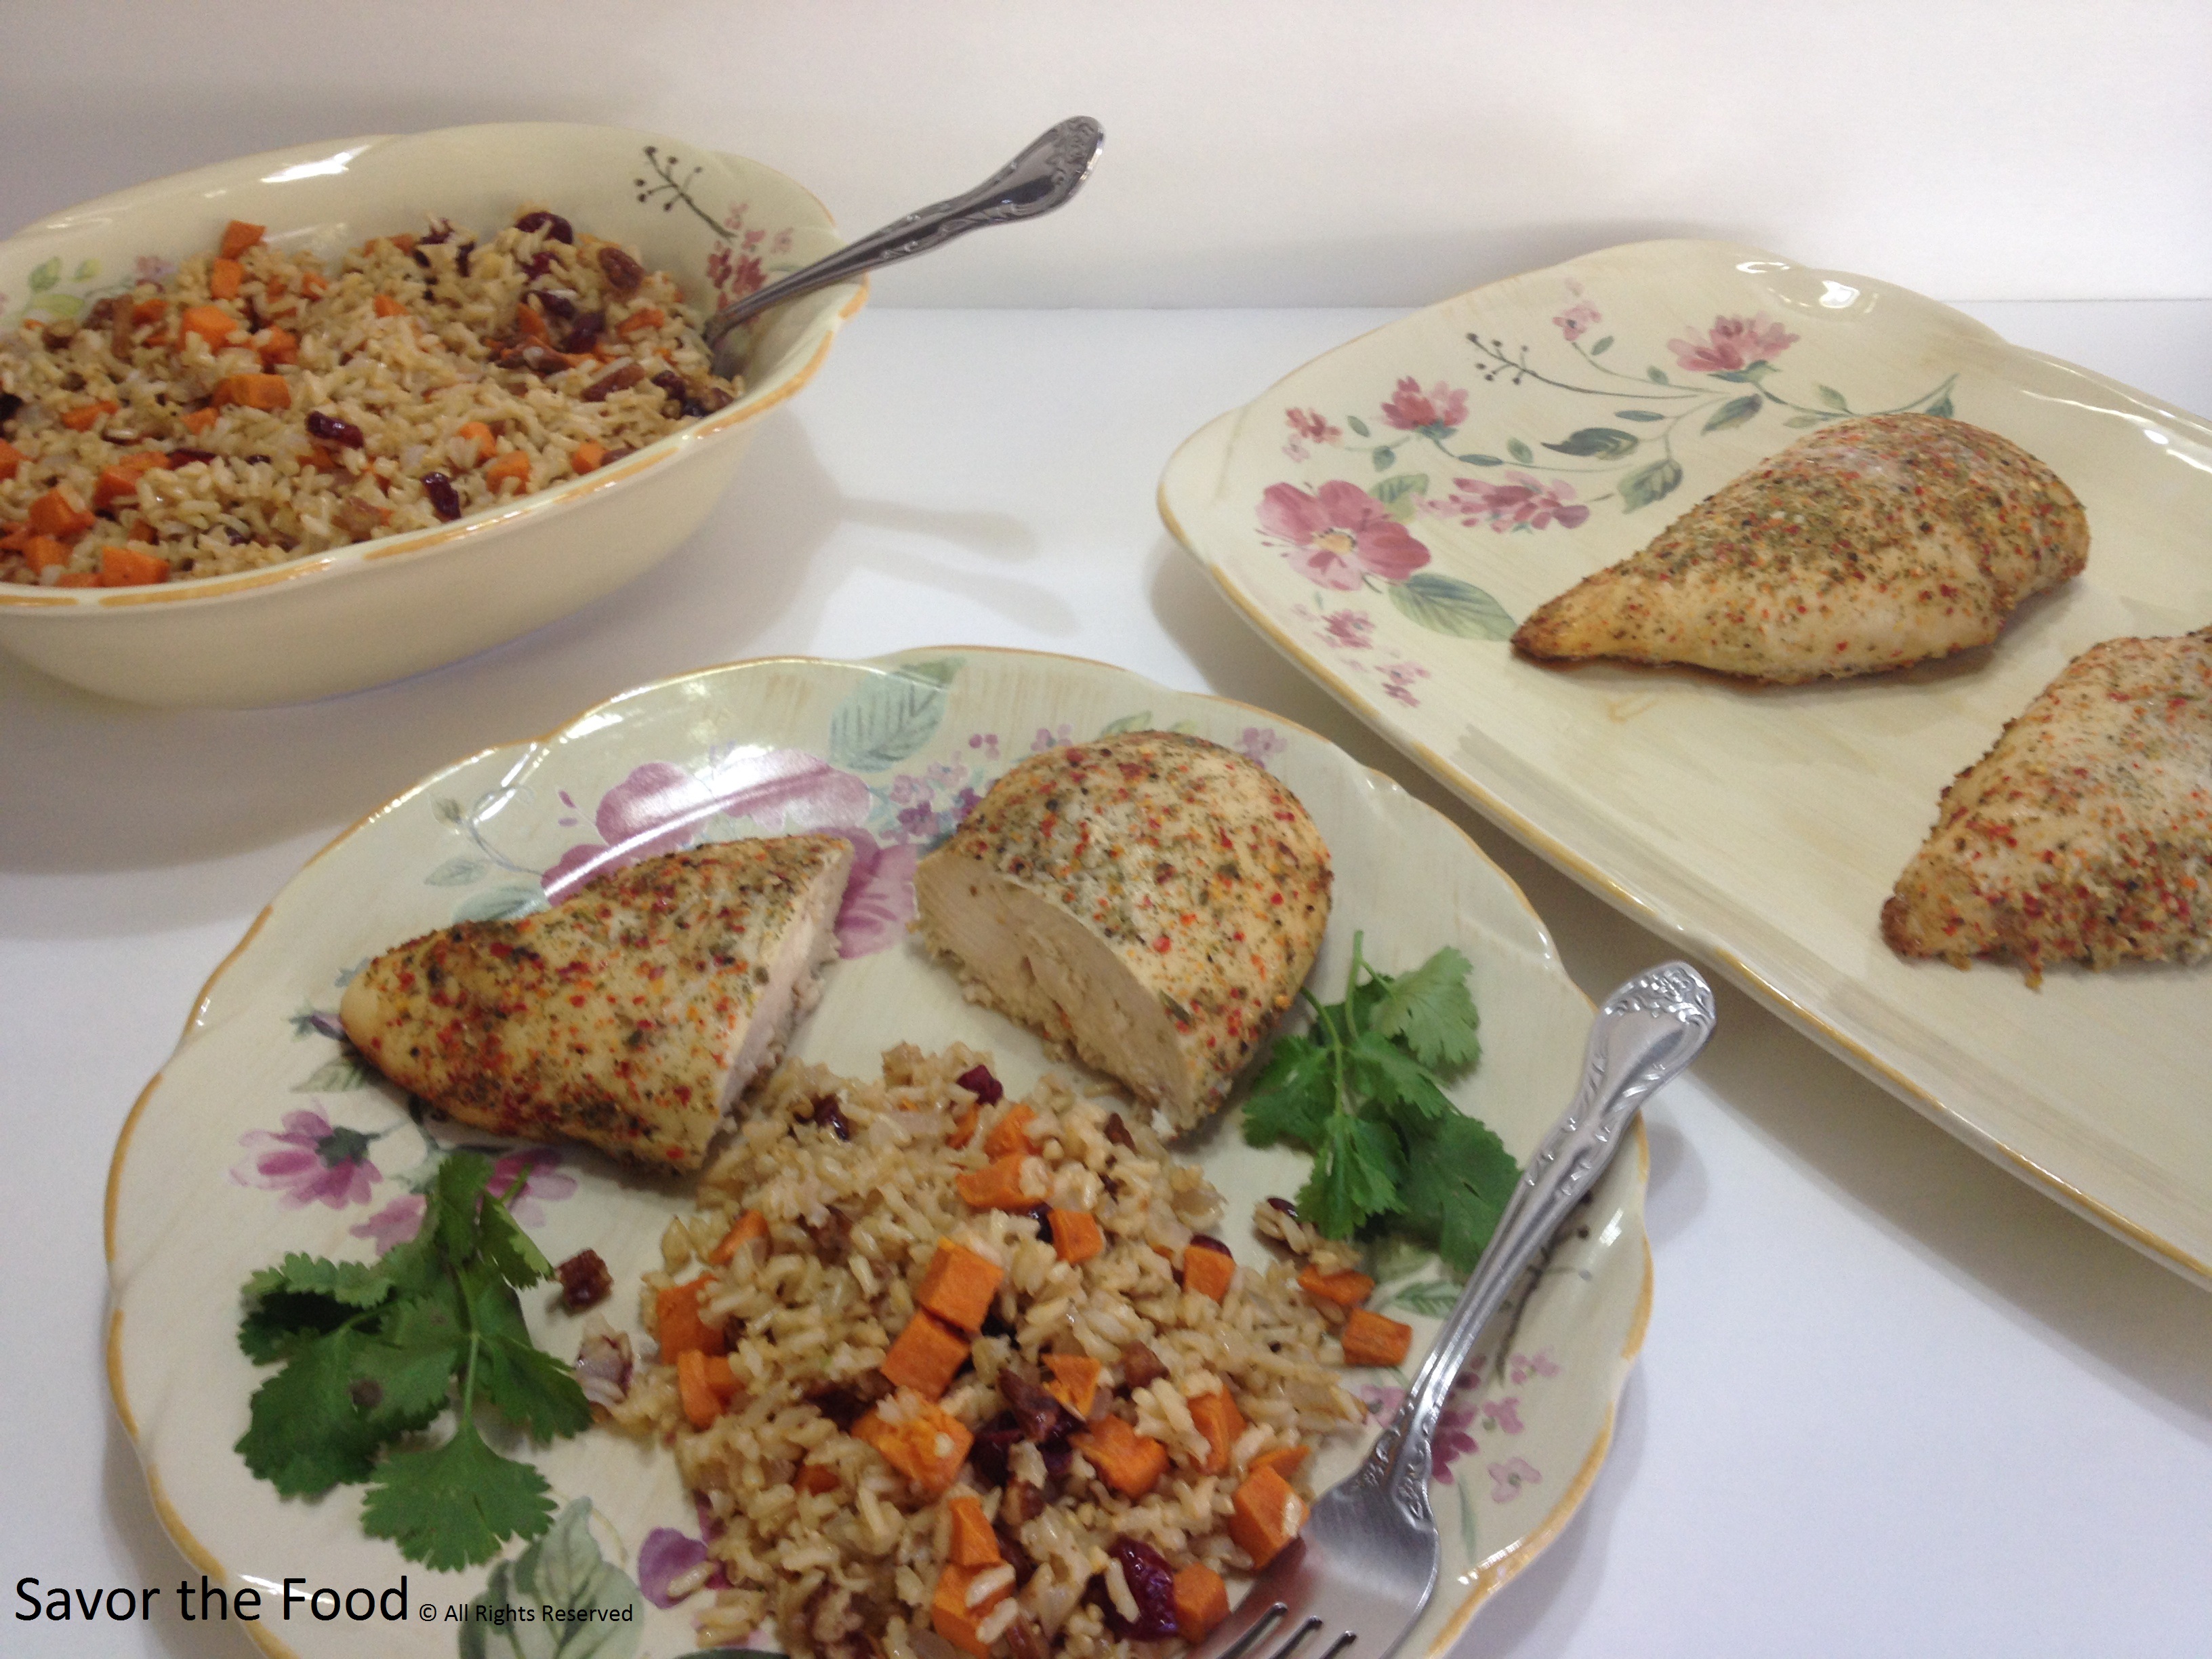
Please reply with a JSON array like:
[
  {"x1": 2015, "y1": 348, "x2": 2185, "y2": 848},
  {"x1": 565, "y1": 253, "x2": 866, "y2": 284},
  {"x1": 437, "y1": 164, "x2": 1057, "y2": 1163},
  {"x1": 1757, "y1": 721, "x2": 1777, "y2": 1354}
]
[
  {"x1": 1160, "y1": 237, "x2": 2212, "y2": 1285},
  {"x1": 107, "y1": 649, "x2": 1644, "y2": 1659}
]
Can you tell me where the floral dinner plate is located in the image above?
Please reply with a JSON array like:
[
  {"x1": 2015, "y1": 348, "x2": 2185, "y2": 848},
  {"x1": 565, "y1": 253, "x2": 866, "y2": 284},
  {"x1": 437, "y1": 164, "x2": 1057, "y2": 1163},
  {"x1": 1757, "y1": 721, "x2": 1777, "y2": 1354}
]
[
  {"x1": 106, "y1": 648, "x2": 1646, "y2": 1659},
  {"x1": 1158, "y1": 239, "x2": 2212, "y2": 1286}
]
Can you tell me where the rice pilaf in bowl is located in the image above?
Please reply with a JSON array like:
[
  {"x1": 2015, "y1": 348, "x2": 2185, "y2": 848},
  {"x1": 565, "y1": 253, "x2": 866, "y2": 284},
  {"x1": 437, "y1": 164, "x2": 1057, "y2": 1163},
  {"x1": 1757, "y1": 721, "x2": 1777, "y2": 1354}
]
[{"x1": 0, "y1": 123, "x2": 863, "y2": 705}]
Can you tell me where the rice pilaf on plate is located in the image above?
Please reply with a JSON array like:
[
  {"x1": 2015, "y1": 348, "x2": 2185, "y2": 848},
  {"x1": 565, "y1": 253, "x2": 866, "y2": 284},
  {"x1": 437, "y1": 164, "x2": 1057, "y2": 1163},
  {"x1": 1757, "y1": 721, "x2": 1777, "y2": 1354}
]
[
  {"x1": 0, "y1": 209, "x2": 737, "y2": 588},
  {"x1": 602, "y1": 1045, "x2": 1374, "y2": 1659}
]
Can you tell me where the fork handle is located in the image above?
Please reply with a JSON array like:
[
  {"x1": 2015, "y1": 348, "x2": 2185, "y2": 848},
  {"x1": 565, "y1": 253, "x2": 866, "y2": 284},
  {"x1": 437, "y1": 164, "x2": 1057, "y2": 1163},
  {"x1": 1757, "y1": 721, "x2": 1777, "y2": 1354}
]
[{"x1": 1369, "y1": 962, "x2": 1715, "y2": 1499}]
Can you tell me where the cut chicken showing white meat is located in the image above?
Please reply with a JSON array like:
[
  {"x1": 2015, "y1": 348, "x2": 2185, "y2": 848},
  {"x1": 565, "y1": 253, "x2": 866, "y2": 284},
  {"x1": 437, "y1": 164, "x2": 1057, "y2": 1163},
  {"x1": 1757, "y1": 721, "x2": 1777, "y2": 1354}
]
[
  {"x1": 340, "y1": 834, "x2": 853, "y2": 1169},
  {"x1": 1513, "y1": 413, "x2": 2088, "y2": 683},
  {"x1": 915, "y1": 731, "x2": 1331, "y2": 1135}
]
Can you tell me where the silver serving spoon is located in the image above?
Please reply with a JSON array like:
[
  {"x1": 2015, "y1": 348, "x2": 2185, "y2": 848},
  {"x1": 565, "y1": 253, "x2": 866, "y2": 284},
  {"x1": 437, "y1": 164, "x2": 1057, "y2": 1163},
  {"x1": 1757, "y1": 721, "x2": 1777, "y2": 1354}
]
[{"x1": 705, "y1": 116, "x2": 1103, "y2": 379}]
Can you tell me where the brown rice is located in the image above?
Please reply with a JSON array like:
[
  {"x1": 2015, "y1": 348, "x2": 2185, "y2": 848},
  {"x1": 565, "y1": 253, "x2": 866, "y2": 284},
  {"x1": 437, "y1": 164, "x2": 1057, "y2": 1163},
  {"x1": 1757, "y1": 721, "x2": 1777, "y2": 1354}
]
[
  {"x1": 606, "y1": 1044, "x2": 1368, "y2": 1659},
  {"x1": 0, "y1": 209, "x2": 737, "y2": 586}
]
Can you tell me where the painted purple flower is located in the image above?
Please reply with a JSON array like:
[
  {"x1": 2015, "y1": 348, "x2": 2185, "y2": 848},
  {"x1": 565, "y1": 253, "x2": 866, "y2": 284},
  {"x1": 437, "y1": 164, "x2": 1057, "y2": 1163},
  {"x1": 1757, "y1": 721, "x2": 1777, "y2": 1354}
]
[
  {"x1": 1380, "y1": 377, "x2": 1468, "y2": 434},
  {"x1": 1318, "y1": 609, "x2": 1375, "y2": 651},
  {"x1": 1431, "y1": 1405, "x2": 1480, "y2": 1483},
  {"x1": 1449, "y1": 472, "x2": 1589, "y2": 533},
  {"x1": 1031, "y1": 724, "x2": 1073, "y2": 752},
  {"x1": 490, "y1": 1147, "x2": 577, "y2": 1227},
  {"x1": 1258, "y1": 480, "x2": 1431, "y2": 592},
  {"x1": 1237, "y1": 726, "x2": 1287, "y2": 766},
  {"x1": 1507, "y1": 1349, "x2": 1559, "y2": 1386},
  {"x1": 966, "y1": 731, "x2": 1001, "y2": 760},
  {"x1": 1479, "y1": 1395, "x2": 1525, "y2": 1435},
  {"x1": 1380, "y1": 662, "x2": 1430, "y2": 708},
  {"x1": 832, "y1": 829, "x2": 920, "y2": 958},
  {"x1": 1668, "y1": 312, "x2": 1799, "y2": 374},
  {"x1": 1553, "y1": 300, "x2": 1601, "y2": 343},
  {"x1": 638, "y1": 1525, "x2": 725, "y2": 1607},
  {"x1": 350, "y1": 1193, "x2": 426, "y2": 1253},
  {"x1": 1286, "y1": 407, "x2": 1343, "y2": 445},
  {"x1": 1488, "y1": 1456, "x2": 1541, "y2": 1502},
  {"x1": 544, "y1": 752, "x2": 871, "y2": 898},
  {"x1": 231, "y1": 1109, "x2": 382, "y2": 1210}
]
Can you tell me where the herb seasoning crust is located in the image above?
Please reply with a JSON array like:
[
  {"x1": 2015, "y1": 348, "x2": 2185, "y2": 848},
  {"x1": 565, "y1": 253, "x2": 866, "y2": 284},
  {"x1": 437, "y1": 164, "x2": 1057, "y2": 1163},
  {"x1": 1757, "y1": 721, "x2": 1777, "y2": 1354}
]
[
  {"x1": 1883, "y1": 626, "x2": 2212, "y2": 985},
  {"x1": 1513, "y1": 413, "x2": 2089, "y2": 683}
]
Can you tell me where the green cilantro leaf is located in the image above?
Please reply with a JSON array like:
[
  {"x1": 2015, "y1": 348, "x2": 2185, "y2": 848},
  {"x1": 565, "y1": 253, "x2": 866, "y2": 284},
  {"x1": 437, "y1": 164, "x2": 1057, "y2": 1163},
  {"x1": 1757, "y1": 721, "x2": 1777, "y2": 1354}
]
[
  {"x1": 1241, "y1": 1033, "x2": 1334, "y2": 1147},
  {"x1": 1401, "y1": 1111, "x2": 1521, "y2": 1275},
  {"x1": 249, "y1": 1252, "x2": 396, "y2": 1309},
  {"x1": 235, "y1": 1330, "x2": 386, "y2": 1496},
  {"x1": 476, "y1": 1184, "x2": 553, "y2": 1290},
  {"x1": 1368, "y1": 945, "x2": 1481, "y2": 1072},
  {"x1": 354, "y1": 1298, "x2": 468, "y2": 1433},
  {"x1": 428, "y1": 1150, "x2": 494, "y2": 1262},
  {"x1": 361, "y1": 1420, "x2": 557, "y2": 1572},
  {"x1": 1345, "y1": 1031, "x2": 1454, "y2": 1126},
  {"x1": 239, "y1": 1288, "x2": 360, "y2": 1364},
  {"x1": 1297, "y1": 1112, "x2": 1405, "y2": 1238}
]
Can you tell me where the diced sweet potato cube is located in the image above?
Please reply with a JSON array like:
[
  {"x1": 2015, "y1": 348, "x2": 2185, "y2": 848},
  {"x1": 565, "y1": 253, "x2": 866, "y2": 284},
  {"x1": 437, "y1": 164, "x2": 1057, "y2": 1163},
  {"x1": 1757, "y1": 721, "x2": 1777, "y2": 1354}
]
[
  {"x1": 98, "y1": 545, "x2": 170, "y2": 587},
  {"x1": 947, "y1": 1107, "x2": 981, "y2": 1149},
  {"x1": 93, "y1": 451, "x2": 169, "y2": 510},
  {"x1": 1296, "y1": 1266, "x2": 1376, "y2": 1309},
  {"x1": 881, "y1": 1311, "x2": 970, "y2": 1399},
  {"x1": 257, "y1": 326, "x2": 298, "y2": 367},
  {"x1": 1340, "y1": 1309, "x2": 1413, "y2": 1368},
  {"x1": 1188, "y1": 1389, "x2": 1244, "y2": 1475},
  {"x1": 59, "y1": 401, "x2": 119, "y2": 432},
  {"x1": 20, "y1": 536, "x2": 71, "y2": 575},
  {"x1": 677, "y1": 1348, "x2": 737, "y2": 1430},
  {"x1": 708, "y1": 1208, "x2": 770, "y2": 1265},
  {"x1": 372, "y1": 293, "x2": 406, "y2": 319},
  {"x1": 1229, "y1": 1465, "x2": 1308, "y2": 1568},
  {"x1": 655, "y1": 1277, "x2": 725, "y2": 1360},
  {"x1": 181, "y1": 407, "x2": 220, "y2": 434},
  {"x1": 981, "y1": 1102, "x2": 1036, "y2": 1158},
  {"x1": 219, "y1": 220, "x2": 265, "y2": 259},
  {"x1": 1173, "y1": 1563, "x2": 1231, "y2": 1642},
  {"x1": 484, "y1": 449, "x2": 531, "y2": 492},
  {"x1": 1075, "y1": 1413, "x2": 1169, "y2": 1498},
  {"x1": 456, "y1": 420, "x2": 497, "y2": 463},
  {"x1": 27, "y1": 487, "x2": 94, "y2": 540},
  {"x1": 916, "y1": 1241, "x2": 1005, "y2": 1333},
  {"x1": 855, "y1": 1392, "x2": 973, "y2": 1497},
  {"x1": 1181, "y1": 1242, "x2": 1235, "y2": 1302},
  {"x1": 179, "y1": 304, "x2": 241, "y2": 347},
  {"x1": 954, "y1": 1153, "x2": 1033, "y2": 1211},
  {"x1": 1047, "y1": 1208, "x2": 1103, "y2": 1265},
  {"x1": 931, "y1": 1562, "x2": 1010, "y2": 1659},
  {"x1": 209, "y1": 373, "x2": 291, "y2": 412},
  {"x1": 54, "y1": 570, "x2": 99, "y2": 587},
  {"x1": 0, "y1": 438, "x2": 22, "y2": 480},
  {"x1": 1248, "y1": 1444, "x2": 1310, "y2": 1483},
  {"x1": 945, "y1": 1494, "x2": 1001, "y2": 1567},
  {"x1": 796, "y1": 1462, "x2": 841, "y2": 1495},
  {"x1": 209, "y1": 258, "x2": 244, "y2": 300},
  {"x1": 570, "y1": 441, "x2": 607, "y2": 474},
  {"x1": 1044, "y1": 1353, "x2": 1101, "y2": 1420}
]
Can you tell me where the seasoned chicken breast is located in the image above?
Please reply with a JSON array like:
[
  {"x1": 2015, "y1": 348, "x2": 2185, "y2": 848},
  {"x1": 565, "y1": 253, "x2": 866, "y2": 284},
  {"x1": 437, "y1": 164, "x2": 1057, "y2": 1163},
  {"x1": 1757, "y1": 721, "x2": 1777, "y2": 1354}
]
[
  {"x1": 1513, "y1": 413, "x2": 2087, "y2": 682},
  {"x1": 340, "y1": 835, "x2": 853, "y2": 1168},
  {"x1": 1882, "y1": 627, "x2": 2212, "y2": 985},
  {"x1": 914, "y1": 731, "x2": 1331, "y2": 1135}
]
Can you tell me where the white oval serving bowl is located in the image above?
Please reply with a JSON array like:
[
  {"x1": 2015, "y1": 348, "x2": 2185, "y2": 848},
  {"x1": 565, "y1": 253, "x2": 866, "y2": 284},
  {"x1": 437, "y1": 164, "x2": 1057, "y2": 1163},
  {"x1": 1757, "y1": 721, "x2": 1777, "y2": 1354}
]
[{"x1": 0, "y1": 123, "x2": 864, "y2": 707}]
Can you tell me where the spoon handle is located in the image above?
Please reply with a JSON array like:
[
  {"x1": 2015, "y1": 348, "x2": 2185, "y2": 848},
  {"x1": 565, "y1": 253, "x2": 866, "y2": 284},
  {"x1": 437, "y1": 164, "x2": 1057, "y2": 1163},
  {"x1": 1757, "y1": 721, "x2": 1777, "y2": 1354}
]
[
  {"x1": 1370, "y1": 962, "x2": 1716, "y2": 1498},
  {"x1": 706, "y1": 116, "x2": 1103, "y2": 368}
]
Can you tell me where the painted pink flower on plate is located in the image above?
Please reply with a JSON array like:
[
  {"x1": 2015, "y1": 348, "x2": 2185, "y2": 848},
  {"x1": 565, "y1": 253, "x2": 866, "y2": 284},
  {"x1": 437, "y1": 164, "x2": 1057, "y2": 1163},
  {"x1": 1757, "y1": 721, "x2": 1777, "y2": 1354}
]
[
  {"x1": 1360, "y1": 1387, "x2": 1479, "y2": 1482},
  {"x1": 1668, "y1": 312, "x2": 1799, "y2": 373},
  {"x1": 1286, "y1": 407, "x2": 1342, "y2": 445},
  {"x1": 1450, "y1": 472, "x2": 1589, "y2": 533},
  {"x1": 1507, "y1": 1349, "x2": 1560, "y2": 1387},
  {"x1": 1380, "y1": 661, "x2": 1430, "y2": 707},
  {"x1": 831, "y1": 829, "x2": 920, "y2": 958},
  {"x1": 230, "y1": 1109, "x2": 381, "y2": 1210},
  {"x1": 350, "y1": 1193, "x2": 426, "y2": 1254},
  {"x1": 1380, "y1": 376, "x2": 1468, "y2": 433},
  {"x1": 1319, "y1": 609, "x2": 1375, "y2": 651},
  {"x1": 490, "y1": 1147, "x2": 578, "y2": 1227},
  {"x1": 1479, "y1": 1395, "x2": 1525, "y2": 1435},
  {"x1": 1488, "y1": 1456, "x2": 1541, "y2": 1502},
  {"x1": 1258, "y1": 480, "x2": 1431, "y2": 591},
  {"x1": 1553, "y1": 300, "x2": 1601, "y2": 342}
]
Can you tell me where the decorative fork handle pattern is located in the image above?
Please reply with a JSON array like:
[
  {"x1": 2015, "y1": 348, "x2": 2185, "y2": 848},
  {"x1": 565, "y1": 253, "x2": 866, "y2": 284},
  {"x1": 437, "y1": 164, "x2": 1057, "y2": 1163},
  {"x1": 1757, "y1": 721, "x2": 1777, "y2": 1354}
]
[
  {"x1": 705, "y1": 116, "x2": 1103, "y2": 353},
  {"x1": 1363, "y1": 962, "x2": 1716, "y2": 1511}
]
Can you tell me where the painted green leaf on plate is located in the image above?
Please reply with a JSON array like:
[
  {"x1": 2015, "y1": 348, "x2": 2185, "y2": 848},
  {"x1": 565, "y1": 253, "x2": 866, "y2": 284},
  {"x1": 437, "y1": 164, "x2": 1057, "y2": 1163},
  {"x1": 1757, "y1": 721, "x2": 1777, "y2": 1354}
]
[{"x1": 1388, "y1": 573, "x2": 1515, "y2": 640}]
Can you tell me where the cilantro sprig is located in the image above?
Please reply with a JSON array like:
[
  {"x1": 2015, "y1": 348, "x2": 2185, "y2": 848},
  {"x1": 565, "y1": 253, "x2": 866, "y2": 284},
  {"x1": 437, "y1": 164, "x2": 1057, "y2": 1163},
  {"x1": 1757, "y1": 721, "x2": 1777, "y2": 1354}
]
[
  {"x1": 234, "y1": 1151, "x2": 591, "y2": 1570},
  {"x1": 1243, "y1": 937, "x2": 1518, "y2": 1275}
]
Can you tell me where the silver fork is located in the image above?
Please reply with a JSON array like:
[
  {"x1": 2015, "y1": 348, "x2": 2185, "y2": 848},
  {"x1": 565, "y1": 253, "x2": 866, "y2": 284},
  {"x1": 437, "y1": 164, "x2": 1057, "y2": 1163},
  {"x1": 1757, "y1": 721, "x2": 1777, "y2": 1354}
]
[{"x1": 1197, "y1": 962, "x2": 1716, "y2": 1659}]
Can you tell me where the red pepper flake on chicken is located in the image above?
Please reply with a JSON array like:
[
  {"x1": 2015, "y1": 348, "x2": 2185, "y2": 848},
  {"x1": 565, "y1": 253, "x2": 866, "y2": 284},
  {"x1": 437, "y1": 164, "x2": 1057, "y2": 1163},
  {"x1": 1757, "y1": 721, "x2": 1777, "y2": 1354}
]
[{"x1": 915, "y1": 731, "x2": 1331, "y2": 1134}]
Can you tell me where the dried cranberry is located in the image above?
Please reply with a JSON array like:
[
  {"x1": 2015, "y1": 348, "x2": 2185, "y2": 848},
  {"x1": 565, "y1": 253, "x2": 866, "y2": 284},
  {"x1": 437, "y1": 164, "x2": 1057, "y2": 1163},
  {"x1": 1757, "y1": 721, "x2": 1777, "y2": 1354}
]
[
  {"x1": 999, "y1": 1368, "x2": 1080, "y2": 1443},
  {"x1": 1267, "y1": 1195, "x2": 1299, "y2": 1215},
  {"x1": 582, "y1": 361, "x2": 646, "y2": 403},
  {"x1": 409, "y1": 247, "x2": 432, "y2": 270},
  {"x1": 994, "y1": 1521, "x2": 1035, "y2": 1582},
  {"x1": 517, "y1": 344, "x2": 571, "y2": 377},
  {"x1": 651, "y1": 369, "x2": 689, "y2": 406},
  {"x1": 1103, "y1": 1113, "x2": 1134, "y2": 1149},
  {"x1": 1118, "y1": 1342, "x2": 1166, "y2": 1388},
  {"x1": 956, "y1": 1065, "x2": 1004, "y2": 1106},
  {"x1": 1025, "y1": 1204, "x2": 1054, "y2": 1245},
  {"x1": 419, "y1": 219, "x2": 455, "y2": 245},
  {"x1": 560, "y1": 312, "x2": 605, "y2": 354},
  {"x1": 515, "y1": 210, "x2": 575, "y2": 245},
  {"x1": 306, "y1": 411, "x2": 365, "y2": 449},
  {"x1": 804, "y1": 1369, "x2": 893, "y2": 1431},
  {"x1": 808, "y1": 1094, "x2": 851, "y2": 1141},
  {"x1": 1188, "y1": 1233, "x2": 1233, "y2": 1261},
  {"x1": 968, "y1": 1413, "x2": 1025, "y2": 1486},
  {"x1": 421, "y1": 472, "x2": 462, "y2": 521},
  {"x1": 0, "y1": 392, "x2": 20, "y2": 428},
  {"x1": 455, "y1": 242, "x2": 474, "y2": 279},
  {"x1": 533, "y1": 288, "x2": 577, "y2": 321},
  {"x1": 555, "y1": 1248, "x2": 611, "y2": 1310},
  {"x1": 524, "y1": 249, "x2": 560, "y2": 279},
  {"x1": 1102, "y1": 1538, "x2": 1179, "y2": 1640},
  {"x1": 165, "y1": 448, "x2": 215, "y2": 466},
  {"x1": 597, "y1": 245, "x2": 645, "y2": 293}
]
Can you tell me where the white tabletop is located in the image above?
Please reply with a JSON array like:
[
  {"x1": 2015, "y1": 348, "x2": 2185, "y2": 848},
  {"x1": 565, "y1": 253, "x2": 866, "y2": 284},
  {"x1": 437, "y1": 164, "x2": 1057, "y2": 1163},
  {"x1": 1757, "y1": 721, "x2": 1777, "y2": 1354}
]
[{"x1": 6, "y1": 302, "x2": 2212, "y2": 1657}]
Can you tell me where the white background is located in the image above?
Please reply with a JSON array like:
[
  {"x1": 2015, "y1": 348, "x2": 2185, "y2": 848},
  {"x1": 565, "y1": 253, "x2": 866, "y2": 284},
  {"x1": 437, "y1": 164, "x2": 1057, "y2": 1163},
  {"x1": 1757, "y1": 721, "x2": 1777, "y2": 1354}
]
[{"x1": 4, "y1": 6, "x2": 2211, "y2": 1659}]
